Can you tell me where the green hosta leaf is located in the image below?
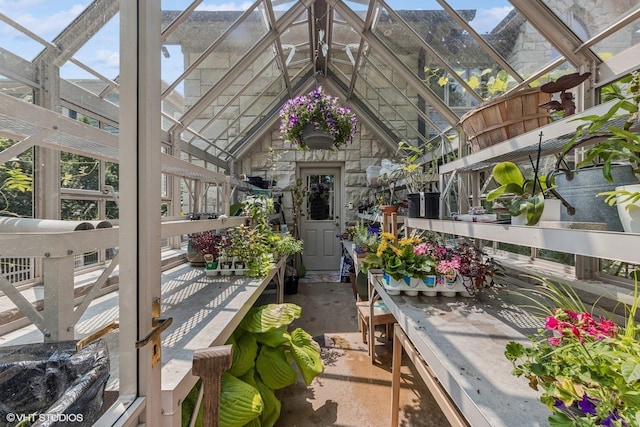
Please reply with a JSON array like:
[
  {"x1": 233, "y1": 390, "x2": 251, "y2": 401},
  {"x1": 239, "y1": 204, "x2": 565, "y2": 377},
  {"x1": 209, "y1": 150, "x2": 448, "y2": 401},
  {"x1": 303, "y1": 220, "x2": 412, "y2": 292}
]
[
  {"x1": 255, "y1": 326, "x2": 290, "y2": 348},
  {"x1": 255, "y1": 375, "x2": 281, "y2": 427},
  {"x1": 289, "y1": 328, "x2": 324, "y2": 386},
  {"x1": 256, "y1": 345, "x2": 298, "y2": 390},
  {"x1": 240, "y1": 368, "x2": 282, "y2": 427},
  {"x1": 229, "y1": 332, "x2": 258, "y2": 377},
  {"x1": 219, "y1": 373, "x2": 263, "y2": 427},
  {"x1": 240, "y1": 303, "x2": 302, "y2": 333},
  {"x1": 243, "y1": 418, "x2": 261, "y2": 427}
]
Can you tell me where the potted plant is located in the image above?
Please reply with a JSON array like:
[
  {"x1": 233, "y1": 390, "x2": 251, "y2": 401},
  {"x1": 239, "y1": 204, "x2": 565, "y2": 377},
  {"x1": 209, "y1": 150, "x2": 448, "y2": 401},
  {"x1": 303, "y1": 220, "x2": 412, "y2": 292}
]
[
  {"x1": 504, "y1": 278, "x2": 640, "y2": 427},
  {"x1": 418, "y1": 238, "x2": 501, "y2": 296},
  {"x1": 351, "y1": 220, "x2": 375, "y2": 257},
  {"x1": 188, "y1": 230, "x2": 224, "y2": 267},
  {"x1": 278, "y1": 86, "x2": 358, "y2": 151},
  {"x1": 360, "y1": 232, "x2": 437, "y2": 295},
  {"x1": 560, "y1": 70, "x2": 640, "y2": 232},
  {"x1": 395, "y1": 141, "x2": 441, "y2": 219},
  {"x1": 486, "y1": 161, "x2": 551, "y2": 226}
]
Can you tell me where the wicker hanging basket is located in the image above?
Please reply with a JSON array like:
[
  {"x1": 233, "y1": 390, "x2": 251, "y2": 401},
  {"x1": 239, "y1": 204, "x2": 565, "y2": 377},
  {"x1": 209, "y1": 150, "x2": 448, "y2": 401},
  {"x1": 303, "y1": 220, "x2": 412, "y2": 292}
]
[{"x1": 459, "y1": 88, "x2": 552, "y2": 153}]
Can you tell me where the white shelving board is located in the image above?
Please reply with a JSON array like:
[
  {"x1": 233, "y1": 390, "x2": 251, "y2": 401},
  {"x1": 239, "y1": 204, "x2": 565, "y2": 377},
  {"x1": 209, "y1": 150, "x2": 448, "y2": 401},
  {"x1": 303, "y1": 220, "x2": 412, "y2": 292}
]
[{"x1": 406, "y1": 218, "x2": 640, "y2": 266}]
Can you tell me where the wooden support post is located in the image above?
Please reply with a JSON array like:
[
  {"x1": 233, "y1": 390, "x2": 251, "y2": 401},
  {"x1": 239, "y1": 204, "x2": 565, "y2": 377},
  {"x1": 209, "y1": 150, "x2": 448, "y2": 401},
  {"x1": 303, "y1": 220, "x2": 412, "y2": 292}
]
[
  {"x1": 382, "y1": 212, "x2": 398, "y2": 241},
  {"x1": 192, "y1": 345, "x2": 234, "y2": 427},
  {"x1": 391, "y1": 324, "x2": 402, "y2": 427}
]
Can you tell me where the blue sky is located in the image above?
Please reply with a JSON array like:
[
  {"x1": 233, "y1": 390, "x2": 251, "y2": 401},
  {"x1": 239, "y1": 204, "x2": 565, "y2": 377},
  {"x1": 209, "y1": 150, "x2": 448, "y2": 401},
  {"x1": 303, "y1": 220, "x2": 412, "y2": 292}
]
[{"x1": 0, "y1": 0, "x2": 512, "y2": 85}]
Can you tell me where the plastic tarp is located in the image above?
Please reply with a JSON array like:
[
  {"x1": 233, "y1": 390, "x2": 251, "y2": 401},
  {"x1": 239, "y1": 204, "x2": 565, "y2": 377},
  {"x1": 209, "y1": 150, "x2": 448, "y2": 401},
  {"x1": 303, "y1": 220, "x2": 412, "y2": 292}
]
[{"x1": 0, "y1": 339, "x2": 110, "y2": 426}]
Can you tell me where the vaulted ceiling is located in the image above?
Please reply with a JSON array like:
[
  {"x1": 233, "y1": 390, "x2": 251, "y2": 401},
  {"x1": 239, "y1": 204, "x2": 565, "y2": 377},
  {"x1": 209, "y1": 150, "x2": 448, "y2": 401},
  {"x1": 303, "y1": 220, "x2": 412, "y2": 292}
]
[{"x1": 1, "y1": 0, "x2": 640, "y2": 171}]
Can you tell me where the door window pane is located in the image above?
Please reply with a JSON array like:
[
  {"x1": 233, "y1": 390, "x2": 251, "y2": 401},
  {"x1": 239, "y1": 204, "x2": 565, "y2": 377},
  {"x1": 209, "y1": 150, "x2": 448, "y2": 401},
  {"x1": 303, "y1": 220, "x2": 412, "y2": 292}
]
[{"x1": 306, "y1": 174, "x2": 334, "y2": 220}]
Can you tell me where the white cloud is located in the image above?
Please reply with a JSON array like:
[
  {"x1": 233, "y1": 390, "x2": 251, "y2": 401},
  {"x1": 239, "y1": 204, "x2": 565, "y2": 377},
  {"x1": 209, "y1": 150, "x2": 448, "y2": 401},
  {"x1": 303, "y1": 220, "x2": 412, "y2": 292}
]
[
  {"x1": 198, "y1": 1, "x2": 255, "y2": 11},
  {"x1": 92, "y1": 49, "x2": 120, "y2": 70},
  {"x1": 1, "y1": 3, "x2": 87, "y2": 38},
  {"x1": 472, "y1": 6, "x2": 513, "y2": 34}
]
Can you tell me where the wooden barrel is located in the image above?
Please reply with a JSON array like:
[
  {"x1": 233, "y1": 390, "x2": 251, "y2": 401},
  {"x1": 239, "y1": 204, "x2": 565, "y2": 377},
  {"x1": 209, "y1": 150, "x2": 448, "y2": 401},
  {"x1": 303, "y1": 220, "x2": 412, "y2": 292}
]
[{"x1": 459, "y1": 88, "x2": 551, "y2": 153}]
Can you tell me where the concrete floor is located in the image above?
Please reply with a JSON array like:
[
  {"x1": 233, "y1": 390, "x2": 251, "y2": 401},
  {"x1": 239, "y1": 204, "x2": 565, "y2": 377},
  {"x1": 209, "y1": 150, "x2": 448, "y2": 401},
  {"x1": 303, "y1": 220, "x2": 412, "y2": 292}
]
[{"x1": 274, "y1": 273, "x2": 450, "y2": 427}]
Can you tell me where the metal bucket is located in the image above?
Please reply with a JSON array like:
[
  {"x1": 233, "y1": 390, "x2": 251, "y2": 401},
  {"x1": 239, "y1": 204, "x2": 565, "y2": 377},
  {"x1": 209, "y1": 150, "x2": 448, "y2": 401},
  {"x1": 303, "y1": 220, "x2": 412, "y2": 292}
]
[{"x1": 552, "y1": 164, "x2": 638, "y2": 231}]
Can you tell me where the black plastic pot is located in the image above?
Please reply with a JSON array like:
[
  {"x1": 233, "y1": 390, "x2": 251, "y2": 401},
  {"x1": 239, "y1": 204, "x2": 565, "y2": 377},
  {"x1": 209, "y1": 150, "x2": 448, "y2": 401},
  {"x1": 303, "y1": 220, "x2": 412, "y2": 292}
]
[
  {"x1": 284, "y1": 275, "x2": 299, "y2": 295},
  {"x1": 407, "y1": 192, "x2": 440, "y2": 219}
]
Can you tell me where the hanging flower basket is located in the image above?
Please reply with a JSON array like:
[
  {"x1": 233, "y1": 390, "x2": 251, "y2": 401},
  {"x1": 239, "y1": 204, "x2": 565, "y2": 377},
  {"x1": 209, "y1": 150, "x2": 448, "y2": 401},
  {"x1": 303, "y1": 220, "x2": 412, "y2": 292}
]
[
  {"x1": 279, "y1": 86, "x2": 358, "y2": 151},
  {"x1": 301, "y1": 122, "x2": 335, "y2": 150}
]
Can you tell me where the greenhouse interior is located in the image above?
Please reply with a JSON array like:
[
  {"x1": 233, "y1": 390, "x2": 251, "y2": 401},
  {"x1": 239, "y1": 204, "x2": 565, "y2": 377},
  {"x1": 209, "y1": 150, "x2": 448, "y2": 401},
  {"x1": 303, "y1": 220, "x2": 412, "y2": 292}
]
[{"x1": 1, "y1": 0, "x2": 640, "y2": 426}]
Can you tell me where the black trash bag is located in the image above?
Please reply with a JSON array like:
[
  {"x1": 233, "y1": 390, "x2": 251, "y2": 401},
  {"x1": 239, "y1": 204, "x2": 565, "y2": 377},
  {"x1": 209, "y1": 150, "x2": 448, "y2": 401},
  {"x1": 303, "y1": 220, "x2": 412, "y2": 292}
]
[{"x1": 0, "y1": 339, "x2": 110, "y2": 426}]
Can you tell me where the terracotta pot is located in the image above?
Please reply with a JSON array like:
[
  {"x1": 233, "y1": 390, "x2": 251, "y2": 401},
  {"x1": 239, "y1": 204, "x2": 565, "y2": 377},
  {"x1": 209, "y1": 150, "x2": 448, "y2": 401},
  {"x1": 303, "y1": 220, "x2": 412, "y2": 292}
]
[{"x1": 379, "y1": 204, "x2": 399, "y2": 214}]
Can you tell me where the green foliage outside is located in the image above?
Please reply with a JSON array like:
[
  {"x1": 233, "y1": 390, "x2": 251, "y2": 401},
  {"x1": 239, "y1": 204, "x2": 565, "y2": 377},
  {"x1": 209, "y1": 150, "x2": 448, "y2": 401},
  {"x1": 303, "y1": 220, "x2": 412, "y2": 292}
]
[{"x1": 0, "y1": 137, "x2": 33, "y2": 217}]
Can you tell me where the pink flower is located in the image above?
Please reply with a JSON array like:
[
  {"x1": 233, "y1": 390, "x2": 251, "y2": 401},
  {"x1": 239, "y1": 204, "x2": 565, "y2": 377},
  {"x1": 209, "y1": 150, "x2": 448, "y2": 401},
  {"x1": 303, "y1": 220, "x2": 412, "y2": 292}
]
[
  {"x1": 547, "y1": 337, "x2": 562, "y2": 346},
  {"x1": 413, "y1": 243, "x2": 428, "y2": 256}
]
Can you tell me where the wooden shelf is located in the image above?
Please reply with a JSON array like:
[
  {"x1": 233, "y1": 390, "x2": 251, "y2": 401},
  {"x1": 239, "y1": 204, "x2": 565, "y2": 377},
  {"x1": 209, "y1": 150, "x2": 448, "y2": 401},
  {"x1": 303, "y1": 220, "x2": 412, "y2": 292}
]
[
  {"x1": 440, "y1": 101, "x2": 615, "y2": 174},
  {"x1": 161, "y1": 257, "x2": 287, "y2": 422},
  {"x1": 405, "y1": 218, "x2": 640, "y2": 266},
  {"x1": 370, "y1": 272, "x2": 548, "y2": 426}
]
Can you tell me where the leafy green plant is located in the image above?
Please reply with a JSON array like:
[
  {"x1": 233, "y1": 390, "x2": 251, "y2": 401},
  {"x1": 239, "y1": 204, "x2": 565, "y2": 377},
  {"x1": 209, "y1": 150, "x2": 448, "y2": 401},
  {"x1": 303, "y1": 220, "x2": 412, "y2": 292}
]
[
  {"x1": 220, "y1": 196, "x2": 303, "y2": 277},
  {"x1": 272, "y1": 233, "x2": 303, "y2": 257},
  {"x1": 220, "y1": 303, "x2": 323, "y2": 427},
  {"x1": 562, "y1": 71, "x2": 640, "y2": 207},
  {"x1": 504, "y1": 277, "x2": 640, "y2": 426},
  {"x1": 360, "y1": 232, "x2": 436, "y2": 280},
  {"x1": 486, "y1": 161, "x2": 549, "y2": 225},
  {"x1": 351, "y1": 220, "x2": 374, "y2": 253}
]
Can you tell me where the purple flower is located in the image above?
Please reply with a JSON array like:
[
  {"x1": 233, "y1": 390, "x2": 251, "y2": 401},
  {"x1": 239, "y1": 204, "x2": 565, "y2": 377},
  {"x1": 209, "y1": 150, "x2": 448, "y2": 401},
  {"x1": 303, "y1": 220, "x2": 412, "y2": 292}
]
[
  {"x1": 599, "y1": 409, "x2": 628, "y2": 427},
  {"x1": 278, "y1": 86, "x2": 358, "y2": 150},
  {"x1": 577, "y1": 394, "x2": 597, "y2": 415}
]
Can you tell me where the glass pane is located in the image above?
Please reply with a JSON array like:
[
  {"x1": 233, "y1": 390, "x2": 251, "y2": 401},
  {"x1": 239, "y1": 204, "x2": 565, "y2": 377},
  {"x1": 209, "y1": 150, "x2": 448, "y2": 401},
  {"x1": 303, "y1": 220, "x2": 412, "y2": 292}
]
[
  {"x1": 162, "y1": 5, "x2": 268, "y2": 106},
  {"x1": 355, "y1": 50, "x2": 446, "y2": 142},
  {"x1": 591, "y1": 17, "x2": 640, "y2": 59},
  {"x1": 184, "y1": 50, "x2": 282, "y2": 154},
  {"x1": 0, "y1": 3, "x2": 84, "y2": 61},
  {"x1": 307, "y1": 174, "x2": 335, "y2": 221},
  {"x1": 278, "y1": 11, "x2": 311, "y2": 84},
  {"x1": 329, "y1": 18, "x2": 360, "y2": 82},
  {"x1": 543, "y1": 1, "x2": 637, "y2": 41}
]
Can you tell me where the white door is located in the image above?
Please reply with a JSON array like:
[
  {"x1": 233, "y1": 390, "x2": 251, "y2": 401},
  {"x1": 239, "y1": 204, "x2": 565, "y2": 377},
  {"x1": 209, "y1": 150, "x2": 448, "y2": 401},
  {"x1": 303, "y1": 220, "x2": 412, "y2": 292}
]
[{"x1": 299, "y1": 167, "x2": 342, "y2": 271}]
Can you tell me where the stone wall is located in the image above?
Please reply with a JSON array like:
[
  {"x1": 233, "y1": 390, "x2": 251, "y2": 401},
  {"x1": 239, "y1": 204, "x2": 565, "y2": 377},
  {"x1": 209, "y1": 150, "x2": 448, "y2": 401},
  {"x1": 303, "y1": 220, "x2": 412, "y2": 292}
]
[{"x1": 234, "y1": 123, "x2": 395, "y2": 227}]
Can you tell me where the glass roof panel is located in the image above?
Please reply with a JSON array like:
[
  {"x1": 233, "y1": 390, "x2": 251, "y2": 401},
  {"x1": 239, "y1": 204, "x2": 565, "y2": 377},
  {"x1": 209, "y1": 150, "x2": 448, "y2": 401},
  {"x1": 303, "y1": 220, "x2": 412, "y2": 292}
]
[
  {"x1": 59, "y1": 13, "x2": 120, "y2": 90},
  {"x1": 188, "y1": 48, "x2": 280, "y2": 151},
  {"x1": 371, "y1": 2, "x2": 515, "y2": 104},
  {"x1": 278, "y1": 13, "x2": 311, "y2": 84},
  {"x1": 541, "y1": 1, "x2": 640, "y2": 61},
  {"x1": 0, "y1": 75, "x2": 31, "y2": 101},
  {"x1": 329, "y1": 19, "x2": 359, "y2": 82},
  {"x1": 161, "y1": 6, "x2": 268, "y2": 104},
  {"x1": 271, "y1": 0, "x2": 302, "y2": 13},
  {"x1": 542, "y1": 1, "x2": 638, "y2": 42},
  {"x1": 0, "y1": 2, "x2": 85, "y2": 61},
  {"x1": 355, "y1": 50, "x2": 442, "y2": 144},
  {"x1": 591, "y1": 17, "x2": 640, "y2": 59}
]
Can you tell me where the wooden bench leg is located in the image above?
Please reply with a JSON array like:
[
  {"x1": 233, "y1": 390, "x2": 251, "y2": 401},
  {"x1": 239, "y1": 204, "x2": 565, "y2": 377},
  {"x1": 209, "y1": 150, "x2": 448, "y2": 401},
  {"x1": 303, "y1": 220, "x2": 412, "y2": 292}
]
[{"x1": 391, "y1": 325, "x2": 402, "y2": 426}]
